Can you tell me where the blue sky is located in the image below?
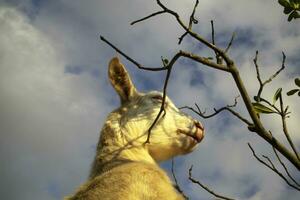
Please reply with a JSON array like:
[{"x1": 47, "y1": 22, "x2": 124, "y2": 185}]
[{"x1": 0, "y1": 0, "x2": 300, "y2": 199}]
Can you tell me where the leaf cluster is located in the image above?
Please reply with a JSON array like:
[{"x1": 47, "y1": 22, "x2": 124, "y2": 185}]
[
  {"x1": 287, "y1": 78, "x2": 300, "y2": 96},
  {"x1": 278, "y1": 0, "x2": 300, "y2": 21},
  {"x1": 252, "y1": 77, "x2": 299, "y2": 115},
  {"x1": 252, "y1": 88, "x2": 288, "y2": 115}
]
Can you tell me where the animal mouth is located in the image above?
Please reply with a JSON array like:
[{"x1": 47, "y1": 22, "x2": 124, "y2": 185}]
[{"x1": 177, "y1": 124, "x2": 204, "y2": 143}]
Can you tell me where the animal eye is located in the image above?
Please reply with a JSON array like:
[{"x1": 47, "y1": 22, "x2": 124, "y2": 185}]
[{"x1": 151, "y1": 95, "x2": 164, "y2": 102}]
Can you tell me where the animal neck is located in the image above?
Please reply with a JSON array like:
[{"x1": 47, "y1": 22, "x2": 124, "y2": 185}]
[
  {"x1": 89, "y1": 138, "x2": 157, "y2": 179},
  {"x1": 119, "y1": 145, "x2": 156, "y2": 164}
]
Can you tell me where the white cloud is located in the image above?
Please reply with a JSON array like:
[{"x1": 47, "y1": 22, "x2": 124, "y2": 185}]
[{"x1": 0, "y1": 6, "x2": 112, "y2": 199}]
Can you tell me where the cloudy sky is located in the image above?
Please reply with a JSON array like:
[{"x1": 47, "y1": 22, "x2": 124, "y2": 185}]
[{"x1": 0, "y1": 0, "x2": 300, "y2": 199}]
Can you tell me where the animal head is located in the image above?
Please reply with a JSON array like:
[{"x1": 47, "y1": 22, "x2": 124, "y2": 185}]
[{"x1": 103, "y1": 57, "x2": 204, "y2": 162}]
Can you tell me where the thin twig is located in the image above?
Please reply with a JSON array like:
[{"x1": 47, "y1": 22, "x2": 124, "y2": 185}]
[
  {"x1": 279, "y1": 94, "x2": 300, "y2": 160},
  {"x1": 210, "y1": 20, "x2": 223, "y2": 64},
  {"x1": 100, "y1": 36, "x2": 166, "y2": 71},
  {"x1": 262, "y1": 155, "x2": 276, "y2": 169},
  {"x1": 180, "y1": 96, "x2": 252, "y2": 126},
  {"x1": 272, "y1": 145, "x2": 300, "y2": 187},
  {"x1": 248, "y1": 143, "x2": 300, "y2": 191},
  {"x1": 101, "y1": 36, "x2": 230, "y2": 73},
  {"x1": 178, "y1": 0, "x2": 199, "y2": 44},
  {"x1": 179, "y1": 50, "x2": 231, "y2": 72},
  {"x1": 188, "y1": 165, "x2": 236, "y2": 200},
  {"x1": 145, "y1": 52, "x2": 182, "y2": 143},
  {"x1": 253, "y1": 51, "x2": 285, "y2": 100},
  {"x1": 224, "y1": 32, "x2": 236, "y2": 53},
  {"x1": 253, "y1": 51, "x2": 264, "y2": 100},
  {"x1": 132, "y1": 0, "x2": 234, "y2": 66},
  {"x1": 131, "y1": 10, "x2": 166, "y2": 25},
  {"x1": 211, "y1": 20, "x2": 215, "y2": 45},
  {"x1": 171, "y1": 158, "x2": 189, "y2": 200},
  {"x1": 265, "y1": 52, "x2": 286, "y2": 85},
  {"x1": 178, "y1": 32, "x2": 189, "y2": 44},
  {"x1": 145, "y1": 67, "x2": 170, "y2": 143}
]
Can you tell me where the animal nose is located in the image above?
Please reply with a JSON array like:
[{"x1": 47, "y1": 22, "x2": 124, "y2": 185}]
[
  {"x1": 194, "y1": 121, "x2": 204, "y2": 131},
  {"x1": 194, "y1": 120, "x2": 204, "y2": 142}
]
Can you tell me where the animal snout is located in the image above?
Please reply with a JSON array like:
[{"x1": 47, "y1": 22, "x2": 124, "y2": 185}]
[
  {"x1": 194, "y1": 120, "x2": 204, "y2": 143},
  {"x1": 194, "y1": 121, "x2": 204, "y2": 131}
]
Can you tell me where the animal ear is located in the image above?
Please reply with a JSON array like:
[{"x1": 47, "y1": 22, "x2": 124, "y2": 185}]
[{"x1": 108, "y1": 57, "x2": 138, "y2": 103}]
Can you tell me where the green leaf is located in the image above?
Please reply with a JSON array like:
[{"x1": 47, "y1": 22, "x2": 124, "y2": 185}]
[
  {"x1": 279, "y1": 0, "x2": 291, "y2": 7},
  {"x1": 288, "y1": 10, "x2": 300, "y2": 21},
  {"x1": 273, "y1": 88, "x2": 282, "y2": 104},
  {"x1": 295, "y1": 78, "x2": 300, "y2": 87},
  {"x1": 287, "y1": 89, "x2": 299, "y2": 96},
  {"x1": 293, "y1": 11, "x2": 300, "y2": 18},
  {"x1": 252, "y1": 102, "x2": 276, "y2": 114},
  {"x1": 284, "y1": 6, "x2": 294, "y2": 14},
  {"x1": 288, "y1": 12, "x2": 294, "y2": 21},
  {"x1": 289, "y1": 0, "x2": 300, "y2": 8},
  {"x1": 289, "y1": 0, "x2": 295, "y2": 5}
]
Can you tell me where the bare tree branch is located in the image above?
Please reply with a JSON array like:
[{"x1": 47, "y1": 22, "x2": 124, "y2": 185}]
[
  {"x1": 262, "y1": 155, "x2": 276, "y2": 169},
  {"x1": 210, "y1": 20, "x2": 235, "y2": 57},
  {"x1": 101, "y1": 35, "x2": 230, "y2": 73},
  {"x1": 253, "y1": 51, "x2": 263, "y2": 96},
  {"x1": 210, "y1": 20, "x2": 215, "y2": 45},
  {"x1": 132, "y1": 0, "x2": 234, "y2": 66},
  {"x1": 248, "y1": 143, "x2": 300, "y2": 191},
  {"x1": 266, "y1": 52, "x2": 286, "y2": 84},
  {"x1": 179, "y1": 50, "x2": 231, "y2": 72},
  {"x1": 171, "y1": 158, "x2": 189, "y2": 200},
  {"x1": 224, "y1": 32, "x2": 236, "y2": 53},
  {"x1": 178, "y1": 0, "x2": 199, "y2": 44},
  {"x1": 145, "y1": 52, "x2": 182, "y2": 143},
  {"x1": 210, "y1": 20, "x2": 223, "y2": 65},
  {"x1": 100, "y1": 36, "x2": 166, "y2": 71},
  {"x1": 131, "y1": 10, "x2": 166, "y2": 25},
  {"x1": 272, "y1": 145, "x2": 300, "y2": 187},
  {"x1": 180, "y1": 96, "x2": 253, "y2": 126},
  {"x1": 278, "y1": 94, "x2": 300, "y2": 160},
  {"x1": 253, "y1": 51, "x2": 285, "y2": 100},
  {"x1": 255, "y1": 58, "x2": 300, "y2": 161},
  {"x1": 188, "y1": 165, "x2": 236, "y2": 200}
]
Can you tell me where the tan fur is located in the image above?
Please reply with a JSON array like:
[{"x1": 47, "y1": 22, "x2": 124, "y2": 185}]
[{"x1": 65, "y1": 57, "x2": 204, "y2": 200}]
